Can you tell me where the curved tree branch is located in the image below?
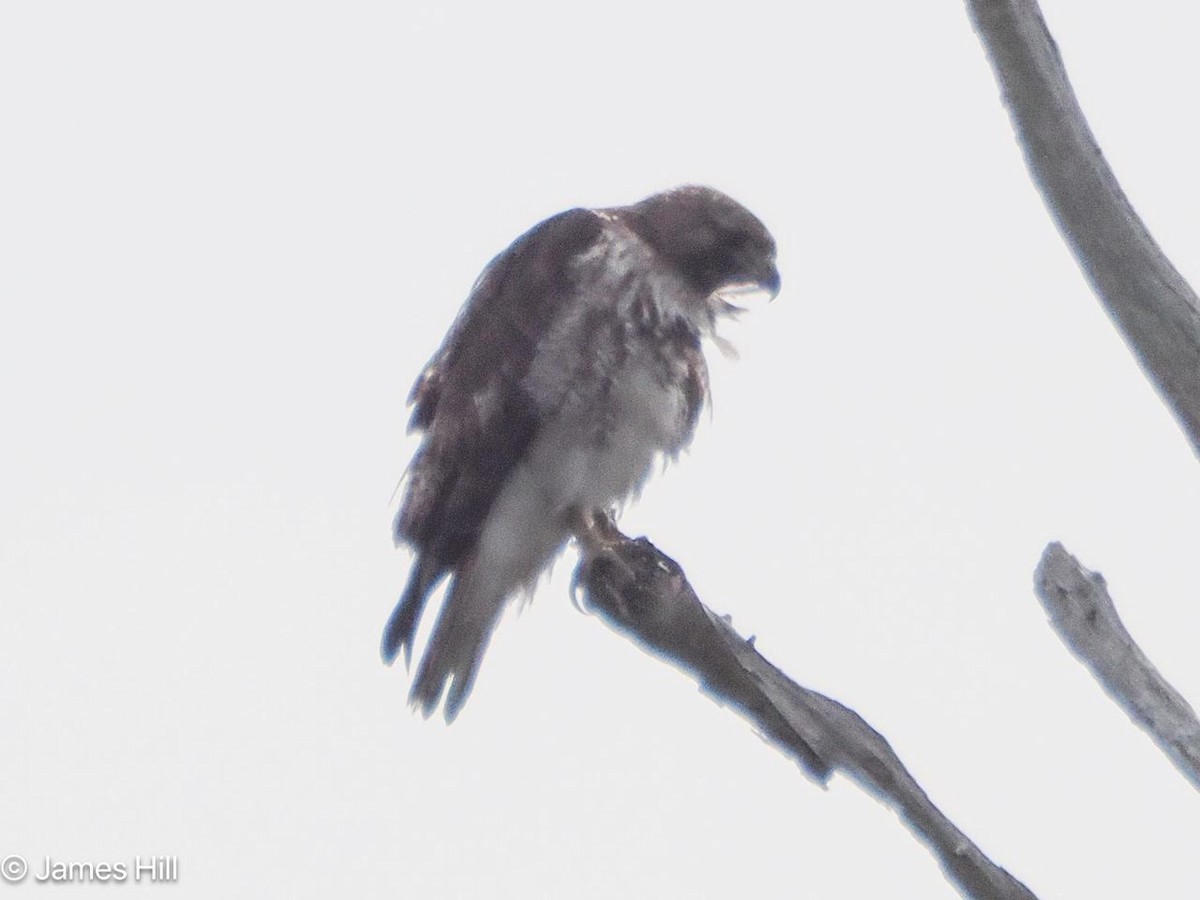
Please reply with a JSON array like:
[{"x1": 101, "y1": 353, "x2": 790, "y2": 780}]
[
  {"x1": 966, "y1": 0, "x2": 1200, "y2": 455},
  {"x1": 1034, "y1": 542, "x2": 1200, "y2": 790},
  {"x1": 574, "y1": 519, "x2": 1038, "y2": 900},
  {"x1": 969, "y1": 0, "x2": 1200, "y2": 790}
]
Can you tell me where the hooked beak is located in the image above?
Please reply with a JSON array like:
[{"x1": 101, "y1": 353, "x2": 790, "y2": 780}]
[{"x1": 758, "y1": 263, "x2": 781, "y2": 302}]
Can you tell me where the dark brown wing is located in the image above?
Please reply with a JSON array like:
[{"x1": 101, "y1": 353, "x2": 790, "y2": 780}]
[
  {"x1": 397, "y1": 205, "x2": 603, "y2": 559},
  {"x1": 382, "y1": 207, "x2": 605, "y2": 665}
]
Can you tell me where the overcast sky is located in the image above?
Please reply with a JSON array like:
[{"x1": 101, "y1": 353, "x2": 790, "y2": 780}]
[{"x1": 3, "y1": 2, "x2": 1199, "y2": 897}]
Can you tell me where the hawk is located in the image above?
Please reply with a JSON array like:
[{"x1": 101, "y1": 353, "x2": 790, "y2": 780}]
[{"x1": 383, "y1": 185, "x2": 780, "y2": 721}]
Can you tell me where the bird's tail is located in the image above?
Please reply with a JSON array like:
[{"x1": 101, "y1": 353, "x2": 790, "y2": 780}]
[
  {"x1": 408, "y1": 564, "x2": 505, "y2": 723},
  {"x1": 381, "y1": 556, "x2": 443, "y2": 667}
]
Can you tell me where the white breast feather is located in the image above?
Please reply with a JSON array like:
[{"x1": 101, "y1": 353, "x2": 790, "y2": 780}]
[{"x1": 470, "y1": 224, "x2": 699, "y2": 598}]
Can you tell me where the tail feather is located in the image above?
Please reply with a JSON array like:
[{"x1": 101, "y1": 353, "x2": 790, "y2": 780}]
[
  {"x1": 390, "y1": 517, "x2": 570, "y2": 721},
  {"x1": 408, "y1": 570, "x2": 504, "y2": 723},
  {"x1": 381, "y1": 556, "x2": 443, "y2": 667}
]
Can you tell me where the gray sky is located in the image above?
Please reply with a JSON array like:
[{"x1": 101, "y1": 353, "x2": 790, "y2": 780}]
[{"x1": 3, "y1": 2, "x2": 1199, "y2": 897}]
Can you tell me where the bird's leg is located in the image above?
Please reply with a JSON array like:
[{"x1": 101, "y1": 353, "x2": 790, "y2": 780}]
[
  {"x1": 569, "y1": 507, "x2": 623, "y2": 558},
  {"x1": 568, "y1": 507, "x2": 637, "y2": 616}
]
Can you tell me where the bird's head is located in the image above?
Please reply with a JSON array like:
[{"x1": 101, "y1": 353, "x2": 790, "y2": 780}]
[{"x1": 622, "y1": 185, "x2": 781, "y2": 315}]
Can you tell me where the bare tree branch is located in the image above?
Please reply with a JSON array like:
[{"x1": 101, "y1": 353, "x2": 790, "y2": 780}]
[
  {"x1": 965, "y1": 0, "x2": 1200, "y2": 456},
  {"x1": 574, "y1": 521, "x2": 1038, "y2": 900},
  {"x1": 1034, "y1": 542, "x2": 1200, "y2": 790},
  {"x1": 967, "y1": 0, "x2": 1200, "y2": 789}
]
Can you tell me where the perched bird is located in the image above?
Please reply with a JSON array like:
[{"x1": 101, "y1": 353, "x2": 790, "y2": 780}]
[{"x1": 383, "y1": 185, "x2": 780, "y2": 721}]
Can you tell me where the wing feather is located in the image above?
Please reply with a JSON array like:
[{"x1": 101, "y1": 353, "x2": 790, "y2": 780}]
[{"x1": 396, "y1": 206, "x2": 604, "y2": 559}]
